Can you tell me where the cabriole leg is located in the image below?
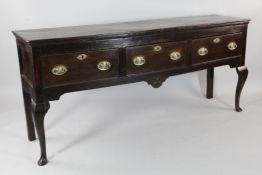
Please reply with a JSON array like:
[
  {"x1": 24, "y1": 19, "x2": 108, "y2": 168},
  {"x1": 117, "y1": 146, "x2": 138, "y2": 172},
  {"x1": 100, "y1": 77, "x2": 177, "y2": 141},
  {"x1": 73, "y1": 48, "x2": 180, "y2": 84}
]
[
  {"x1": 31, "y1": 100, "x2": 50, "y2": 166},
  {"x1": 235, "y1": 66, "x2": 248, "y2": 112}
]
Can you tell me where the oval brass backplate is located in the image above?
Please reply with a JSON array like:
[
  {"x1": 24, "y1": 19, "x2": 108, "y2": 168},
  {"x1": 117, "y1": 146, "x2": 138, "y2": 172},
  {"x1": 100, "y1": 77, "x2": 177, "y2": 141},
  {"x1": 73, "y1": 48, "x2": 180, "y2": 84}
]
[
  {"x1": 97, "y1": 60, "x2": 111, "y2": 71},
  {"x1": 51, "y1": 65, "x2": 68, "y2": 76},
  {"x1": 228, "y1": 42, "x2": 238, "y2": 51},
  {"x1": 198, "y1": 47, "x2": 209, "y2": 56},
  {"x1": 169, "y1": 51, "x2": 182, "y2": 61},
  {"x1": 133, "y1": 56, "x2": 146, "y2": 66}
]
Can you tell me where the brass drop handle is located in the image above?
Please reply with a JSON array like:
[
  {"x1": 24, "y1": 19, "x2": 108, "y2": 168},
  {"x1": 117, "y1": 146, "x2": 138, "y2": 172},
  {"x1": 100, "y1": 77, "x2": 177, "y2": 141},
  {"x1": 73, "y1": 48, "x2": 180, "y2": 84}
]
[
  {"x1": 228, "y1": 42, "x2": 238, "y2": 51},
  {"x1": 76, "y1": 54, "x2": 87, "y2": 60},
  {"x1": 133, "y1": 56, "x2": 146, "y2": 66},
  {"x1": 198, "y1": 47, "x2": 209, "y2": 56},
  {"x1": 51, "y1": 65, "x2": 68, "y2": 76},
  {"x1": 97, "y1": 60, "x2": 111, "y2": 71},
  {"x1": 169, "y1": 51, "x2": 182, "y2": 61}
]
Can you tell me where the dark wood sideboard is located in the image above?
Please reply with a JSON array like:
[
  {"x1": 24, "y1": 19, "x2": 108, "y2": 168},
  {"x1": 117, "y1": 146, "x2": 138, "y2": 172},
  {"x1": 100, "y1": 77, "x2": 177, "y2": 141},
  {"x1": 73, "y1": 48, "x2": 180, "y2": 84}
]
[{"x1": 13, "y1": 15, "x2": 250, "y2": 166}]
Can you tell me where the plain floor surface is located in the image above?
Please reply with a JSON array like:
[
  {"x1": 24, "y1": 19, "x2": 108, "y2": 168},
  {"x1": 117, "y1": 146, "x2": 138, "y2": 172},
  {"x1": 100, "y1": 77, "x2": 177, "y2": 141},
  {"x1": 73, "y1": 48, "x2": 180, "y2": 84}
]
[{"x1": 0, "y1": 67, "x2": 262, "y2": 175}]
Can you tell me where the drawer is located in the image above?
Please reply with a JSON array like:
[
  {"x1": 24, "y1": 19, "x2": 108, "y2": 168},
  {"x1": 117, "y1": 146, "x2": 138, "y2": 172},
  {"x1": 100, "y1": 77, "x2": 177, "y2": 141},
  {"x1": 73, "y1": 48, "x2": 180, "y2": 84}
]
[
  {"x1": 126, "y1": 41, "x2": 187, "y2": 75},
  {"x1": 42, "y1": 49, "x2": 119, "y2": 87},
  {"x1": 192, "y1": 33, "x2": 243, "y2": 64}
]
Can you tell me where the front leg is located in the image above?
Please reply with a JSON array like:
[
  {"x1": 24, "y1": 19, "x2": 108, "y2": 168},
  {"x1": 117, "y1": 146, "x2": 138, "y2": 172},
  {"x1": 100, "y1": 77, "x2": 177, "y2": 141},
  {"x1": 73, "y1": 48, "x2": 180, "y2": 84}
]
[
  {"x1": 206, "y1": 68, "x2": 214, "y2": 99},
  {"x1": 22, "y1": 89, "x2": 36, "y2": 141},
  {"x1": 235, "y1": 66, "x2": 248, "y2": 112},
  {"x1": 31, "y1": 100, "x2": 50, "y2": 166}
]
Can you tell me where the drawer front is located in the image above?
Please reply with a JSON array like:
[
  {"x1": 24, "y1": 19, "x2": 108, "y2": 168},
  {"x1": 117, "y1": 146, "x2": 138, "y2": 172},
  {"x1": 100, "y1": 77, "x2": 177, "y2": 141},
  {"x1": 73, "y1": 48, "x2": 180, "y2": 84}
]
[
  {"x1": 42, "y1": 49, "x2": 119, "y2": 87},
  {"x1": 192, "y1": 33, "x2": 243, "y2": 64},
  {"x1": 126, "y1": 41, "x2": 188, "y2": 75}
]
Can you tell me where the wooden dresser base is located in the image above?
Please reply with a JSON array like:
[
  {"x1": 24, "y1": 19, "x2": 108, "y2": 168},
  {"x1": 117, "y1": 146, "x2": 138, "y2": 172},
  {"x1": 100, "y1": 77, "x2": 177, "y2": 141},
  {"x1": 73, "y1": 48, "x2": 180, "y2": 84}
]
[{"x1": 13, "y1": 15, "x2": 250, "y2": 166}]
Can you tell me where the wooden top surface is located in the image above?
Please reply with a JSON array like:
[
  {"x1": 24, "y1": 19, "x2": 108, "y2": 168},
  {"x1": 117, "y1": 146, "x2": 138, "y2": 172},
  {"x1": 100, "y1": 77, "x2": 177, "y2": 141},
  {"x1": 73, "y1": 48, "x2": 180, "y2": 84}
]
[{"x1": 13, "y1": 15, "x2": 250, "y2": 43}]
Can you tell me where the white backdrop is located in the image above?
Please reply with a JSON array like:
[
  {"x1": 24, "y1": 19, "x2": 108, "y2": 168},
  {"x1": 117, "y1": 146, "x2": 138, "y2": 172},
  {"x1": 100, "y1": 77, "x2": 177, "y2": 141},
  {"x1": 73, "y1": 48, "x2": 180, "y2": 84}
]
[{"x1": 1, "y1": 1, "x2": 262, "y2": 175}]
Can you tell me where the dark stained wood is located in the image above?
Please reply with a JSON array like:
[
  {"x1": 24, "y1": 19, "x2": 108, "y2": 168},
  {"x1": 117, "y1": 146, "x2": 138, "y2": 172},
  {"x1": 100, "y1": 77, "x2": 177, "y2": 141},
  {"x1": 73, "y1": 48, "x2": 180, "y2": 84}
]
[
  {"x1": 17, "y1": 43, "x2": 36, "y2": 141},
  {"x1": 12, "y1": 15, "x2": 250, "y2": 166},
  {"x1": 126, "y1": 41, "x2": 187, "y2": 75},
  {"x1": 22, "y1": 89, "x2": 36, "y2": 141},
  {"x1": 206, "y1": 68, "x2": 214, "y2": 99},
  {"x1": 147, "y1": 75, "x2": 168, "y2": 88},
  {"x1": 42, "y1": 49, "x2": 119, "y2": 87},
  {"x1": 192, "y1": 33, "x2": 243, "y2": 64},
  {"x1": 44, "y1": 57, "x2": 242, "y2": 101},
  {"x1": 31, "y1": 100, "x2": 50, "y2": 166},
  {"x1": 235, "y1": 66, "x2": 248, "y2": 112},
  {"x1": 13, "y1": 15, "x2": 249, "y2": 44}
]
